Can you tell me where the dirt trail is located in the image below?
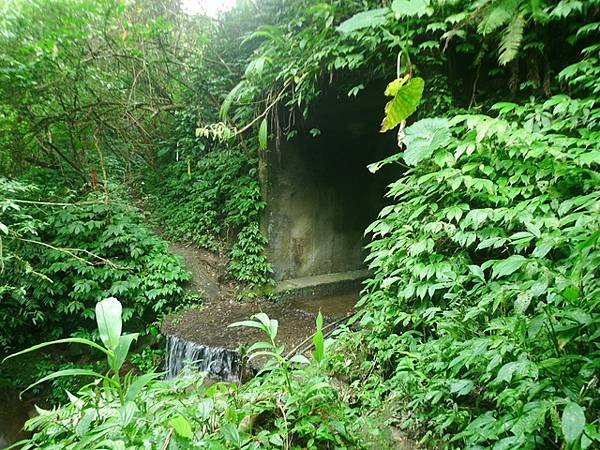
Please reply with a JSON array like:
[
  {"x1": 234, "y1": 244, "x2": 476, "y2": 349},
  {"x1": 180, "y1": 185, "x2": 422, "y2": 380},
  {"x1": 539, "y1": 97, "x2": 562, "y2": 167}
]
[
  {"x1": 168, "y1": 242, "x2": 227, "y2": 301},
  {"x1": 163, "y1": 241, "x2": 359, "y2": 354}
]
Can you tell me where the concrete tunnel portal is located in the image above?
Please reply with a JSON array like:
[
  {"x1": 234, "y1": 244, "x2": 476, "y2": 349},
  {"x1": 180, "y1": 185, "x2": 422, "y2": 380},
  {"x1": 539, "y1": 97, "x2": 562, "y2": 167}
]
[{"x1": 260, "y1": 83, "x2": 398, "y2": 289}]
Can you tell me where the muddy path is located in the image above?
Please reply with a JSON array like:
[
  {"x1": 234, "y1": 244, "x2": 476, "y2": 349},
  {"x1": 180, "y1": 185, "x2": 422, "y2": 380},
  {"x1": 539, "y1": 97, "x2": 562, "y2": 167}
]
[
  {"x1": 163, "y1": 241, "x2": 358, "y2": 356},
  {"x1": 167, "y1": 241, "x2": 231, "y2": 302}
]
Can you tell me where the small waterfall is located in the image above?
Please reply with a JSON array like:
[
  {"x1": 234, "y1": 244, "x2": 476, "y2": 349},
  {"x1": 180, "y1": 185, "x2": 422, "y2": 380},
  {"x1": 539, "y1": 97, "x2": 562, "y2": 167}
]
[{"x1": 166, "y1": 335, "x2": 241, "y2": 382}]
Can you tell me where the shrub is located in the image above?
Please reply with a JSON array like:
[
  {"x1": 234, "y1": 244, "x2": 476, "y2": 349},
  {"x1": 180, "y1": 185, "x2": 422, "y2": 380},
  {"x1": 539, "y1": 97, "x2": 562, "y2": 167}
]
[
  {"x1": 144, "y1": 146, "x2": 272, "y2": 286},
  {"x1": 0, "y1": 178, "x2": 190, "y2": 352},
  {"x1": 9, "y1": 299, "x2": 384, "y2": 449},
  {"x1": 338, "y1": 94, "x2": 600, "y2": 448}
]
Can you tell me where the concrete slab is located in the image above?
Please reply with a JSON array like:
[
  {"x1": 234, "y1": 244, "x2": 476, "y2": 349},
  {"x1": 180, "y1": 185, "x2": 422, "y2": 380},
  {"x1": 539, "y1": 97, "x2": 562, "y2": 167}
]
[{"x1": 275, "y1": 269, "x2": 369, "y2": 300}]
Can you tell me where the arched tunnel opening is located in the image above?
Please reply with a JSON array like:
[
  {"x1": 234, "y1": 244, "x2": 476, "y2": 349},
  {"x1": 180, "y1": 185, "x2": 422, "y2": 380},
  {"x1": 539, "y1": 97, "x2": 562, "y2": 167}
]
[{"x1": 260, "y1": 82, "x2": 398, "y2": 284}]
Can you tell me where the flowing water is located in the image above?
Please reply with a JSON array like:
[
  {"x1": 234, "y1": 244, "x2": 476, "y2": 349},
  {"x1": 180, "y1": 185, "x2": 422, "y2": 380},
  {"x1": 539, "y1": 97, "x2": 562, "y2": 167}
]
[
  {"x1": 166, "y1": 335, "x2": 241, "y2": 381},
  {"x1": 163, "y1": 291, "x2": 359, "y2": 382},
  {"x1": 0, "y1": 292, "x2": 358, "y2": 447},
  {"x1": 164, "y1": 241, "x2": 361, "y2": 382}
]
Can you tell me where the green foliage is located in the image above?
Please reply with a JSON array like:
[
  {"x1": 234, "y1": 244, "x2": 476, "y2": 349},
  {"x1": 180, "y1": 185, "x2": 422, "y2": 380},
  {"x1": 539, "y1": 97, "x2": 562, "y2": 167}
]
[
  {"x1": 14, "y1": 302, "x2": 383, "y2": 449},
  {"x1": 339, "y1": 92, "x2": 600, "y2": 448},
  {"x1": 498, "y1": 13, "x2": 525, "y2": 66},
  {"x1": 2, "y1": 0, "x2": 600, "y2": 448},
  {"x1": 0, "y1": 0, "x2": 194, "y2": 179},
  {"x1": 402, "y1": 117, "x2": 451, "y2": 166},
  {"x1": 130, "y1": 346, "x2": 165, "y2": 373},
  {"x1": 4, "y1": 297, "x2": 138, "y2": 395},
  {"x1": 220, "y1": 0, "x2": 599, "y2": 134},
  {"x1": 0, "y1": 353, "x2": 101, "y2": 406},
  {"x1": 391, "y1": 0, "x2": 432, "y2": 18},
  {"x1": 145, "y1": 147, "x2": 272, "y2": 286},
  {"x1": 381, "y1": 76, "x2": 425, "y2": 132},
  {"x1": 336, "y1": 8, "x2": 389, "y2": 33},
  {"x1": 0, "y1": 178, "x2": 189, "y2": 351},
  {"x1": 229, "y1": 222, "x2": 272, "y2": 286}
]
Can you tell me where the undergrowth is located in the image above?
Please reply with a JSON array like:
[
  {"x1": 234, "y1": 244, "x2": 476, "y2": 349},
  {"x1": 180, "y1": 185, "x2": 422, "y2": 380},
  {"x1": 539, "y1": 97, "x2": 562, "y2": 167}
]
[
  {"x1": 1, "y1": 0, "x2": 600, "y2": 449},
  {"x1": 143, "y1": 146, "x2": 272, "y2": 286},
  {"x1": 9, "y1": 299, "x2": 388, "y2": 449},
  {"x1": 0, "y1": 176, "x2": 190, "y2": 352},
  {"x1": 334, "y1": 93, "x2": 600, "y2": 448}
]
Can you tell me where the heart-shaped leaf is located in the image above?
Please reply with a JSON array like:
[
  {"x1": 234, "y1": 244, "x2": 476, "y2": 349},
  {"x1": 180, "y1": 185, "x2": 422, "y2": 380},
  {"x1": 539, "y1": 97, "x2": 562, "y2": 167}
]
[{"x1": 381, "y1": 77, "x2": 425, "y2": 132}]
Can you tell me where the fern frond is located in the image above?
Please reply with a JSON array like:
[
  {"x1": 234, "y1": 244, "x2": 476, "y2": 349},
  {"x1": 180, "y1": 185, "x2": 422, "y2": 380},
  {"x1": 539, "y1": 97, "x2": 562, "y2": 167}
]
[
  {"x1": 549, "y1": 0, "x2": 584, "y2": 19},
  {"x1": 499, "y1": 13, "x2": 525, "y2": 65},
  {"x1": 576, "y1": 21, "x2": 600, "y2": 40},
  {"x1": 477, "y1": 0, "x2": 519, "y2": 35}
]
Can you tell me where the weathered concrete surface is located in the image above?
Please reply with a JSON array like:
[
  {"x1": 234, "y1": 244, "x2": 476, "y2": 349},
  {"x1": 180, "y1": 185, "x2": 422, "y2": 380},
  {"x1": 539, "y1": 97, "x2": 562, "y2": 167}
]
[
  {"x1": 275, "y1": 269, "x2": 369, "y2": 300},
  {"x1": 261, "y1": 82, "x2": 397, "y2": 281}
]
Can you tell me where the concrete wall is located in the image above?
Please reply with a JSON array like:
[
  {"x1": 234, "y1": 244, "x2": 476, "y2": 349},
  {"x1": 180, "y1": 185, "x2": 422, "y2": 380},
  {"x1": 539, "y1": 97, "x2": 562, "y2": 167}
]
[{"x1": 261, "y1": 84, "x2": 398, "y2": 281}]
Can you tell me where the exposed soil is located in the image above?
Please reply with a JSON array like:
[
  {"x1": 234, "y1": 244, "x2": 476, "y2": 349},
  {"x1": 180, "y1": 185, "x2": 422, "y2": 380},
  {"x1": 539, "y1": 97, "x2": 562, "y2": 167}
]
[
  {"x1": 162, "y1": 292, "x2": 358, "y2": 353},
  {"x1": 164, "y1": 240, "x2": 359, "y2": 361},
  {"x1": 163, "y1": 242, "x2": 416, "y2": 449},
  {"x1": 168, "y1": 241, "x2": 229, "y2": 301}
]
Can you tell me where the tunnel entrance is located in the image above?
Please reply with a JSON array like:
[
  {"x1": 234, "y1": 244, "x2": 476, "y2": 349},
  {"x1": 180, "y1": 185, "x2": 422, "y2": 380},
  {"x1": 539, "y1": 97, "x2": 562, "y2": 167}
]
[{"x1": 261, "y1": 82, "x2": 397, "y2": 283}]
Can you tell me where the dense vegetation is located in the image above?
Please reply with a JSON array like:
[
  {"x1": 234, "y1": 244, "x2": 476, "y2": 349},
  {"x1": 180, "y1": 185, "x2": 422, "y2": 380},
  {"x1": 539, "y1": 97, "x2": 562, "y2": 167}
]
[{"x1": 1, "y1": 0, "x2": 598, "y2": 449}]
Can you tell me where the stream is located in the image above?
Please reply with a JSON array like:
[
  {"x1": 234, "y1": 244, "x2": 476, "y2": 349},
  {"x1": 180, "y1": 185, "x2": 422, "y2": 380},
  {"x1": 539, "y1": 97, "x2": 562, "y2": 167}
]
[
  {"x1": 164, "y1": 291, "x2": 359, "y2": 380},
  {"x1": 163, "y1": 241, "x2": 360, "y2": 380}
]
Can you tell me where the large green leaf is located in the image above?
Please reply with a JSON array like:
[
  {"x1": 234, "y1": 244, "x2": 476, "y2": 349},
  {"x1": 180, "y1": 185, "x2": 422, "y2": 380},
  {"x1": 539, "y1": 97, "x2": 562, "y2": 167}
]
[
  {"x1": 119, "y1": 401, "x2": 137, "y2": 427},
  {"x1": 125, "y1": 372, "x2": 161, "y2": 402},
  {"x1": 23, "y1": 368, "x2": 111, "y2": 394},
  {"x1": 477, "y1": 0, "x2": 518, "y2": 35},
  {"x1": 109, "y1": 333, "x2": 139, "y2": 373},
  {"x1": 391, "y1": 0, "x2": 431, "y2": 18},
  {"x1": 170, "y1": 414, "x2": 193, "y2": 439},
  {"x1": 499, "y1": 13, "x2": 524, "y2": 65},
  {"x1": 96, "y1": 297, "x2": 122, "y2": 351},
  {"x1": 221, "y1": 423, "x2": 241, "y2": 445},
  {"x1": 492, "y1": 255, "x2": 527, "y2": 279},
  {"x1": 228, "y1": 320, "x2": 266, "y2": 330},
  {"x1": 403, "y1": 117, "x2": 451, "y2": 165},
  {"x1": 495, "y1": 361, "x2": 523, "y2": 383},
  {"x1": 220, "y1": 81, "x2": 247, "y2": 120},
  {"x1": 312, "y1": 311, "x2": 325, "y2": 363},
  {"x1": 336, "y1": 8, "x2": 389, "y2": 33},
  {"x1": 562, "y1": 402, "x2": 586, "y2": 444},
  {"x1": 381, "y1": 77, "x2": 424, "y2": 132},
  {"x1": 2, "y1": 337, "x2": 110, "y2": 363}
]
